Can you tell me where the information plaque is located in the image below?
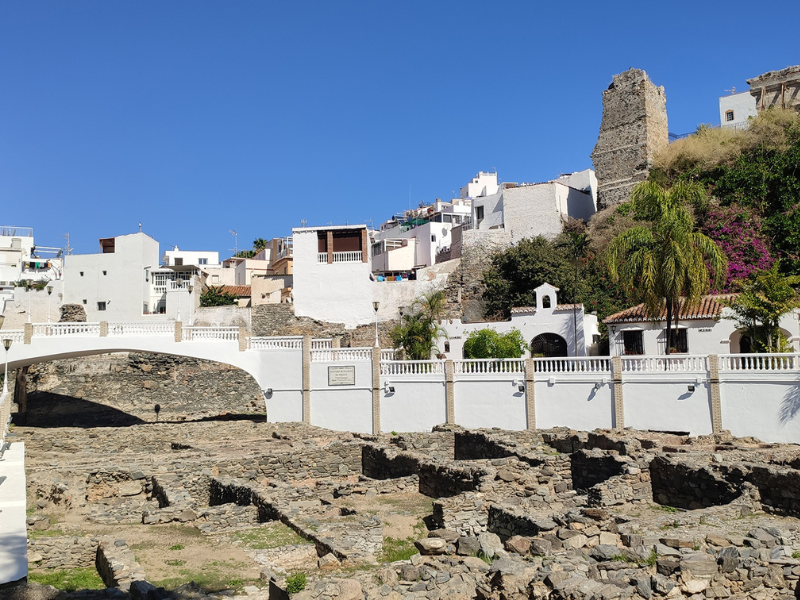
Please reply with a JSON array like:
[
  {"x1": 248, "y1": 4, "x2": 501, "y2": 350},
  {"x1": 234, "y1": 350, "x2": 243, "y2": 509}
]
[{"x1": 328, "y1": 365, "x2": 356, "y2": 386}]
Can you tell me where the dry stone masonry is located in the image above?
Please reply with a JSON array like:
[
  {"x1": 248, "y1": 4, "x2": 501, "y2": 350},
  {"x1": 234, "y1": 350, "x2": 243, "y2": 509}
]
[{"x1": 591, "y1": 68, "x2": 669, "y2": 209}]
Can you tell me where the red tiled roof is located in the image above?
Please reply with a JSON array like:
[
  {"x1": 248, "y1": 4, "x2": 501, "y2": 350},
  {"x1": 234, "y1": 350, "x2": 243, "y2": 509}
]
[
  {"x1": 511, "y1": 304, "x2": 583, "y2": 314},
  {"x1": 603, "y1": 295, "x2": 737, "y2": 324},
  {"x1": 219, "y1": 285, "x2": 251, "y2": 297}
]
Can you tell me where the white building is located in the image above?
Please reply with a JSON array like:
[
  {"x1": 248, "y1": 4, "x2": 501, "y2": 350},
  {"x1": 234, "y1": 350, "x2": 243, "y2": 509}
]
[
  {"x1": 371, "y1": 199, "x2": 472, "y2": 275},
  {"x1": 291, "y1": 224, "x2": 373, "y2": 328},
  {"x1": 470, "y1": 169, "x2": 597, "y2": 243},
  {"x1": 441, "y1": 283, "x2": 599, "y2": 359},
  {"x1": 604, "y1": 296, "x2": 800, "y2": 356},
  {"x1": 460, "y1": 171, "x2": 500, "y2": 200},
  {"x1": 0, "y1": 226, "x2": 63, "y2": 316},
  {"x1": 162, "y1": 248, "x2": 220, "y2": 268},
  {"x1": 719, "y1": 91, "x2": 757, "y2": 130},
  {"x1": 63, "y1": 232, "x2": 163, "y2": 322}
]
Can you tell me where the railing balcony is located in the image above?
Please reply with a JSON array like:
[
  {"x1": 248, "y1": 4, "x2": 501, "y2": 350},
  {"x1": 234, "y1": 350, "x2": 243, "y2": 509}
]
[
  {"x1": 333, "y1": 251, "x2": 362, "y2": 263},
  {"x1": 719, "y1": 353, "x2": 800, "y2": 372},
  {"x1": 311, "y1": 347, "x2": 372, "y2": 362},
  {"x1": 453, "y1": 359, "x2": 525, "y2": 374},
  {"x1": 182, "y1": 326, "x2": 239, "y2": 342},
  {"x1": 381, "y1": 360, "x2": 444, "y2": 376},
  {"x1": 248, "y1": 336, "x2": 303, "y2": 350},
  {"x1": 108, "y1": 322, "x2": 173, "y2": 336},
  {"x1": 620, "y1": 355, "x2": 709, "y2": 373},
  {"x1": 534, "y1": 357, "x2": 611, "y2": 373},
  {"x1": 317, "y1": 253, "x2": 328, "y2": 264},
  {"x1": 32, "y1": 322, "x2": 101, "y2": 337}
]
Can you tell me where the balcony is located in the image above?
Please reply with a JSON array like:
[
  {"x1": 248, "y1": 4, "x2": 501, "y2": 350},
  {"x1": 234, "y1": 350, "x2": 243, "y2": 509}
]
[{"x1": 317, "y1": 251, "x2": 362, "y2": 264}]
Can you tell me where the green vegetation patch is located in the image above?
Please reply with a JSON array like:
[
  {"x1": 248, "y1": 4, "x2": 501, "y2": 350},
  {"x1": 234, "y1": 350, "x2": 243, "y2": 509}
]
[
  {"x1": 380, "y1": 536, "x2": 419, "y2": 563},
  {"x1": 286, "y1": 573, "x2": 307, "y2": 595},
  {"x1": 234, "y1": 522, "x2": 312, "y2": 550},
  {"x1": 28, "y1": 568, "x2": 105, "y2": 592},
  {"x1": 152, "y1": 559, "x2": 255, "y2": 592}
]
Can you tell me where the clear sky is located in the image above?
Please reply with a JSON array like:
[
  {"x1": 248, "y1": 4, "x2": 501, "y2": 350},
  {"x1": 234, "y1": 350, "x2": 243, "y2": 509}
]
[{"x1": 1, "y1": 1, "x2": 798, "y2": 258}]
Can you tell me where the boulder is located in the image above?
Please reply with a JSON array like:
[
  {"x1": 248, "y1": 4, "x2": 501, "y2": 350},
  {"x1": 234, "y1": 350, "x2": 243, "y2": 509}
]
[{"x1": 414, "y1": 537, "x2": 447, "y2": 555}]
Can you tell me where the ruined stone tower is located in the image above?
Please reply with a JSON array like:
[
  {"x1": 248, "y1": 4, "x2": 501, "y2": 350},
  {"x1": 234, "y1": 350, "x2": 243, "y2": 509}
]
[{"x1": 591, "y1": 68, "x2": 669, "y2": 209}]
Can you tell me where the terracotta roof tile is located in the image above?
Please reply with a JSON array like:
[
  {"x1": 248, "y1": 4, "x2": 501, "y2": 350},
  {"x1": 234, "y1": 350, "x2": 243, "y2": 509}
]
[
  {"x1": 219, "y1": 285, "x2": 251, "y2": 297},
  {"x1": 511, "y1": 304, "x2": 583, "y2": 314},
  {"x1": 603, "y1": 294, "x2": 737, "y2": 324}
]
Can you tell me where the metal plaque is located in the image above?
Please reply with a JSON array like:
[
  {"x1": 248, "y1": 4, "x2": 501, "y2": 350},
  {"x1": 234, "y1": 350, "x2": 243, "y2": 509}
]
[{"x1": 328, "y1": 365, "x2": 356, "y2": 386}]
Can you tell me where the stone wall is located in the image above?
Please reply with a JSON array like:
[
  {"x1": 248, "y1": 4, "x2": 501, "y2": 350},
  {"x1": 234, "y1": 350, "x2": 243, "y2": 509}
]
[
  {"x1": 418, "y1": 463, "x2": 485, "y2": 498},
  {"x1": 22, "y1": 352, "x2": 264, "y2": 422},
  {"x1": 28, "y1": 536, "x2": 98, "y2": 570},
  {"x1": 60, "y1": 304, "x2": 87, "y2": 322},
  {"x1": 361, "y1": 445, "x2": 423, "y2": 480},
  {"x1": 748, "y1": 65, "x2": 800, "y2": 113},
  {"x1": 591, "y1": 68, "x2": 669, "y2": 209},
  {"x1": 650, "y1": 456, "x2": 742, "y2": 509}
]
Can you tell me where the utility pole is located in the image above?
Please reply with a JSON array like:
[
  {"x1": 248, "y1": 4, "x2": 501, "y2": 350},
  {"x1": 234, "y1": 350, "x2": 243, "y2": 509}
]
[
  {"x1": 62, "y1": 233, "x2": 73, "y2": 309},
  {"x1": 229, "y1": 230, "x2": 238, "y2": 257}
]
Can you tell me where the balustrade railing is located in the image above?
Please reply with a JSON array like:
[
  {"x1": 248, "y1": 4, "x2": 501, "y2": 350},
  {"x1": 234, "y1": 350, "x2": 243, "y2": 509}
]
[
  {"x1": 311, "y1": 339, "x2": 333, "y2": 349},
  {"x1": 0, "y1": 330, "x2": 25, "y2": 344},
  {"x1": 182, "y1": 326, "x2": 239, "y2": 341},
  {"x1": 620, "y1": 355, "x2": 709, "y2": 373},
  {"x1": 453, "y1": 359, "x2": 525, "y2": 374},
  {"x1": 332, "y1": 251, "x2": 362, "y2": 263},
  {"x1": 108, "y1": 322, "x2": 173, "y2": 336},
  {"x1": 317, "y1": 253, "x2": 328, "y2": 264},
  {"x1": 33, "y1": 322, "x2": 101, "y2": 337},
  {"x1": 534, "y1": 357, "x2": 611, "y2": 373},
  {"x1": 311, "y1": 347, "x2": 372, "y2": 362},
  {"x1": 248, "y1": 336, "x2": 303, "y2": 350},
  {"x1": 381, "y1": 360, "x2": 445, "y2": 376},
  {"x1": 381, "y1": 349, "x2": 397, "y2": 361},
  {"x1": 719, "y1": 353, "x2": 800, "y2": 372}
]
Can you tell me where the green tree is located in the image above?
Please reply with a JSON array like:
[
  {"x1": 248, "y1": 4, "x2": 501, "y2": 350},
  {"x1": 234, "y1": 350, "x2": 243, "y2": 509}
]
[
  {"x1": 607, "y1": 181, "x2": 728, "y2": 354},
  {"x1": 253, "y1": 238, "x2": 269, "y2": 251},
  {"x1": 556, "y1": 232, "x2": 590, "y2": 356},
  {"x1": 199, "y1": 285, "x2": 238, "y2": 307},
  {"x1": 723, "y1": 263, "x2": 800, "y2": 353},
  {"x1": 463, "y1": 328, "x2": 529, "y2": 359},
  {"x1": 390, "y1": 291, "x2": 447, "y2": 360}
]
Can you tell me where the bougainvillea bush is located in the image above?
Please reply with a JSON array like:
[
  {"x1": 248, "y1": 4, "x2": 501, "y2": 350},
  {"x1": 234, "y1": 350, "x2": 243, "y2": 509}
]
[{"x1": 700, "y1": 204, "x2": 773, "y2": 292}]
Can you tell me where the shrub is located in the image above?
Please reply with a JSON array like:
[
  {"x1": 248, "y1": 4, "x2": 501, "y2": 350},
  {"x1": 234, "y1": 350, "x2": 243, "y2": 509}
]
[
  {"x1": 463, "y1": 328, "x2": 529, "y2": 359},
  {"x1": 200, "y1": 285, "x2": 237, "y2": 307},
  {"x1": 286, "y1": 573, "x2": 307, "y2": 595}
]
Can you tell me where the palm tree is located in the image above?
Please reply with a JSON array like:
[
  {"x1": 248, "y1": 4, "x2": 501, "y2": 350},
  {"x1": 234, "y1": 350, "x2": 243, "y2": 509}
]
[
  {"x1": 607, "y1": 181, "x2": 727, "y2": 354},
  {"x1": 557, "y1": 232, "x2": 590, "y2": 355},
  {"x1": 390, "y1": 291, "x2": 448, "y2": 360},
  {"x1": 253, "y1": 238, "x2": 269, "y2": 251}
]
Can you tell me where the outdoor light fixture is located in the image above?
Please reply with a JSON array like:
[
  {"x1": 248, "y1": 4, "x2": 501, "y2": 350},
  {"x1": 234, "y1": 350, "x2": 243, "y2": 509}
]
[
  {"x1": 1, "y1": 336, "x2": 10, "y2": 396},
  {"x1": 594, "y1": 382, "x2": 602, "y2": 391},
  {"x1": 384, "y1": 381, "x2": 395, "y2": 394},
  {"x1": 512, "y1": 379, "x2": 524, "y2": 393},
  {"x1": 264, "y1": 388, "x2": 273, "y2": 397},
  {"x1": 687, "y1": 385, "x2": 696, "y2": 393},
  {"x1": 46, "y1": 284, "x2": 54, "y2": 323}
]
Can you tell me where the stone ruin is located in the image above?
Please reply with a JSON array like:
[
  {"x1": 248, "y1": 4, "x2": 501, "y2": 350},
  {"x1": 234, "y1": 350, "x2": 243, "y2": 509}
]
[
  {"x1": 748, "y1": 65, "x2": 800, "y2": 113},
  {"x1": 8, "y1": 414, "x2": 800, "y2": 600},
  {"x1": 591, "y1": 68, "x2": 669, "y2": 209}
]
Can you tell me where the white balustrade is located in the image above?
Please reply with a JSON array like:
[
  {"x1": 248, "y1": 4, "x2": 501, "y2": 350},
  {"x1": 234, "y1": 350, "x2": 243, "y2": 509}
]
[
  {"x1": 381, "y1": 360, "x2": 445, "y2": 376},
  {"x1": 534, "y1": 357, "x2": 611, "y2": 373},
  {"x1": 332, "y1": 251, "x2": 362, "y2": 263},
  {"x1": 311, "y1": 347, "x2": 372, "y2": 362},
  {"x1": 182, "y1": 326, "x2": 239, "y2": 342},
  {"x1": 317, "y1": 253, "x2": 328, "y2": 264},
  {"x1": 32, "y1": 322, "x2": 101, "y2": 337},
  {"x1": 719, "y1": 353, "x2": 800, "y2": 372},
  {"x1": 108, "y1": 322, "x2": 174, "y2": 336},
  {"x1": 453, "y1": 359, "x2": 525, "y2": 374},
  {"x1": 248, "y1": 336, "x2": 303, "y2": 350},
  {"x1": 311, "y1": 339, "x2": 333, "y2": 349},
  {"x1": 620, "y1": 355, "x2": 709, "y2": 373},
  {"x1": 0, "y1": 330, "x2": 25, "y2": 344},
  {"x1": 381, "y1": 349, "x2": 397, "y2": 361}
]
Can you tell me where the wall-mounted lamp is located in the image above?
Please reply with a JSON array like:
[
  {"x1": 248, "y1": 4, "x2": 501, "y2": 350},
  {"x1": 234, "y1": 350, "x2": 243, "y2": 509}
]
[
  {"x1": 384, "y1": 381, "x2": 395, "y2": 394},
  {"x1": 548, "y1": 377, "x2": 556, "y2": 386},
  {"x1": 593, "y1": 378, "x2": 609, "y2": 391},
  {"x1": 263, "y1": 388, "x2": 273, "y2": 397},
  {"x1": 687, "y1": 385, "x2": 696, "y2": 393},
  {"x1": 512, "y1": 379, "x2": 525, "y2": 393}
]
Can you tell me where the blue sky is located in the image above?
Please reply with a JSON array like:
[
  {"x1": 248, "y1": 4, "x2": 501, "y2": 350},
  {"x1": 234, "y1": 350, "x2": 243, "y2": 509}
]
[{"x1": 1, "y1": 1, "x2": 798, "y2": 258}]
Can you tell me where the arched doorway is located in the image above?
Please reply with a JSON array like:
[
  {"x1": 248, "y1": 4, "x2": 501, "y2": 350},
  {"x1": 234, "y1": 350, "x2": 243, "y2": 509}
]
[{"x1": 531, "y1": 333, "x2": 568, "y2": 357}]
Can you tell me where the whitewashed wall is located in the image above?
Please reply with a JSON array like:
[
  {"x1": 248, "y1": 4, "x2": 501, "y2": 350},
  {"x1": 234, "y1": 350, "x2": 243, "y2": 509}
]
[
  {"x1": 380, "y1": 380, "x2": 447, "y2": 433},
  {"x1": 309, "y1": 358, "x2": 373, "y2": 433}
]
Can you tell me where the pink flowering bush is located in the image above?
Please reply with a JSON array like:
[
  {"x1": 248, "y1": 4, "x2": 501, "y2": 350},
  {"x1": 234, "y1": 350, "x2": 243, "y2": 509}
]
[{"x1": 701, "y1": 204, "x2": 774, "y2": 292}]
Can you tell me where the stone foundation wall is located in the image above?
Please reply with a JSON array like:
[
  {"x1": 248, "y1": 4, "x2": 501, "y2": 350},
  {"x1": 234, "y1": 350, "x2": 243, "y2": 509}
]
[
  {"x1": 570, "y1": 449, "x2": 629, "y2": 490},
  {"x1": 389, "y1": 431, "x2": 455, "y2": 459},
  {"x1": 361, "y1": 445, "x2": 423, "y2": 480},
  {"x1": 419, "y1": 463, "x2": 485, "y2": 498},
  {"x1": 28, "y1": 536, "x2": 98, "y2": 570},
  {"x1": 650, "y1": 456, "x2": 742, "y2": 509}
]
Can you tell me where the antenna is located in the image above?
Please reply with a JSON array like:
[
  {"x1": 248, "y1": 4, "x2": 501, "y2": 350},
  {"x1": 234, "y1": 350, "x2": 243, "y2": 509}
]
[
  {"x1": 63, "y1": 233, "x2": 72, "y2": 256},
  {"x1": 725, "y1": 87, "x2": 737, "y2": 95},
  {"x1": 138, "y1": 222, "x2": 142, "y2": 232},
  {"x1": 229, "y1": 230, "x2": 238, "y2": 256},
  {"x1": 300, "y1": 219, "x2": 307, "y2": 227}
]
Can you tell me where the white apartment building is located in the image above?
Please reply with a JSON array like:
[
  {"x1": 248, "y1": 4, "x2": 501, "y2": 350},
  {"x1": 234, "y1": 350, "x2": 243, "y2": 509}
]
[
  {"x1": 719, "y1": 91, "x2": 757, "y2": 130},
  {"x1": 63, "y1": 232, "x2": 162, "y2": 321},
  {"x1": 461, "y1": 171, "x2": 500, "y2": 200},
  {"x1": 162, "y1": 248, "x2": 220, "y2": 268},
  {"x1": 470, "y1": 169, "x2": 598, "y2": 243},
  {"x1": 0, "y1": 226, "x2": 63, "y2": 316},
  {"x1": 371, "y1": 199, "x2": 472, "y2": 276}
]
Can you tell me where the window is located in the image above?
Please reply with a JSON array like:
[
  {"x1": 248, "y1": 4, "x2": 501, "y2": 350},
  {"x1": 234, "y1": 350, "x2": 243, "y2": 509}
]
[
  {"x1": 623, "y1": 330, "x2": 644, "y2": 355},
  {"x1": 143, "y1": 302, "x2": 148, "y2": 314},
  {"x1": 102, "y1": 270, "x2": 107, "y2": 276},
  {"x1": 211, "y1": 275, "x2": 219, "y2": 283},
  {"x1": 444, "y1": 341, "x2": 451, "y2": 353},
  {"x1": 476, "y1": 206, "x2": 485, "y2": 224},
  {"x1": 80, "y1": 271, "x2": 84, "y2": 276},
  {"x1": 97, "y1": 301, "x2": 107, "y2": 311},
  {"x1": 431, "y1": 235, "x2": 436, "y2": 242},
  {"x1": 175, "y1": 258, "x2": 184, "y2": 266},
  {"x1": 199, "y1": 258, "x2": 208, "y2": 265},
  {"x1": 82, "y1": 299, "x2": 87, "y2": 305},
  {"x1": 670, "y1": 329, "x2": 688, "y2": 353},
  {"x1": 725, "y1": 110, "x2": 734, "y2": 122}
]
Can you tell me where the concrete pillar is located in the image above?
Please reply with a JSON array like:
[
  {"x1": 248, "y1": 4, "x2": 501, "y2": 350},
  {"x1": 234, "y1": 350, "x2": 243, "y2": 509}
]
[
  {"x1": 174, "y1": 322, "x2": 182, "y2": 343},
  {"x1": 332, "y1": 337, "x2": 341, "y2": 348},
  {"x1": 99, "y1": 322, "x2": 108, "y2": 337},
  {"x1": 524, "y1": 359, "x2": 536, "y2": 430},
  {"x1": 13, "y1": 366, "x2": 28, "y2": 424},
  {"x1": 326, "y1": 231, "x2": 334, "y2": 264},
  {"x1": 445, "y1": 360, "x2": 455, "y2": 425},
  {"x1": 371, "y1": 347, "x2": 381, "y2": 434},
  {"x1": 611, "y1": 356, "x2": 624, "y2": 430},
  {"x1": 302, "y1": 334, "x2": 311, "y2": 423},
  {"x1": 708, "y1": 354, "x2": 723, "y2": 434},
  {"x1": 238, "y1": 326, "x2": 248, "y2": 352},
  {"x1": 24, "y1": 323, "x2": 32, "y2": 345}
]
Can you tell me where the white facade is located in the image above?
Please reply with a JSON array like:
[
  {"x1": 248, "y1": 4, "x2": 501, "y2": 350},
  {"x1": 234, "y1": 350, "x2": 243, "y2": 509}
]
[
  {"x1": 291, "y1": 225, "x2": 374, "y2": 328},
  {"x1": 471, "y1": 169, "x2": 597, "y2": 243},
  {"x1": 719, "y1": 91, "x2": 757, "y2": 130},
  {"x1": 162, "y1": 248, "x2": 220, "y2": 268},
  {"x1": 63, "y1": 232, "x2": 161, "y2": 322},
  {"x1": 0, "y1": 227, "x2": 63, "y2": 314},
  {"x1": 441, "y1": 283, "x2": 599, "y2": 359},
  {"x1": 460, "y1": 171, "x2": 499, "y2": 199}
]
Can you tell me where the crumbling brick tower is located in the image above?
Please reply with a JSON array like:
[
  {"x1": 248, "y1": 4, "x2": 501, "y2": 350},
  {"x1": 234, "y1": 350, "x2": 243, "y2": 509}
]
[
  {"x1": 747, "y1": 65, "x2": 800, "y2": 113},
  {"x1": 591, "y1": 68, "x2": 669, "y2": 209}
]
